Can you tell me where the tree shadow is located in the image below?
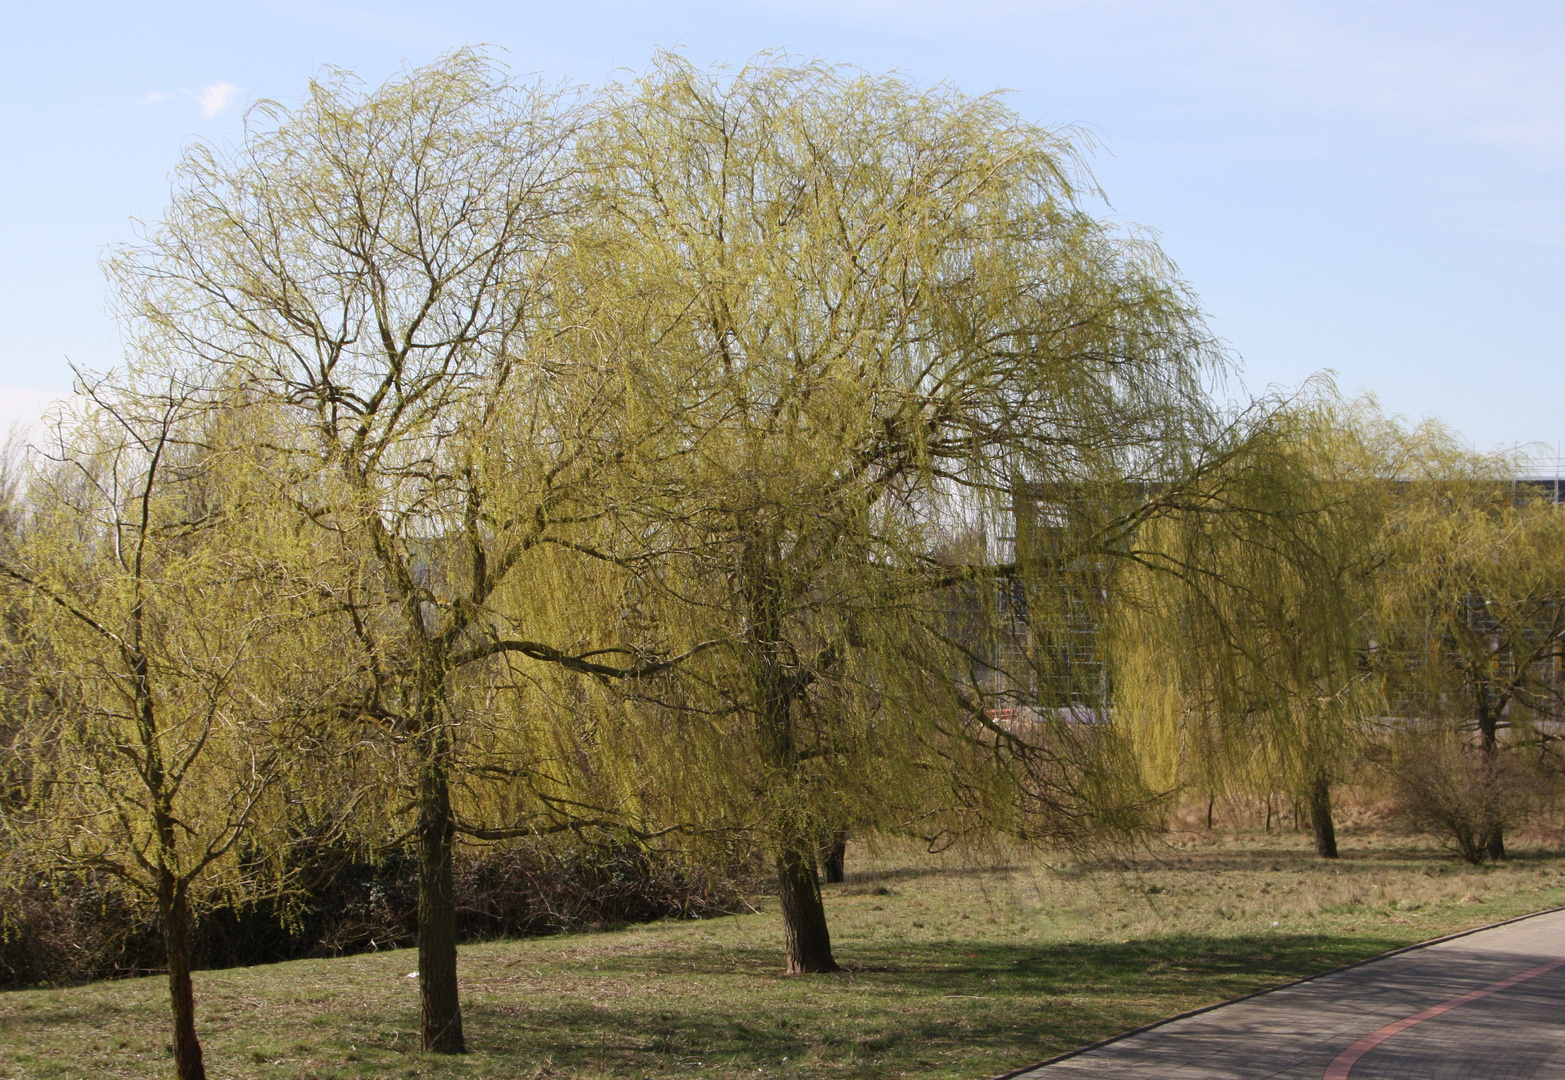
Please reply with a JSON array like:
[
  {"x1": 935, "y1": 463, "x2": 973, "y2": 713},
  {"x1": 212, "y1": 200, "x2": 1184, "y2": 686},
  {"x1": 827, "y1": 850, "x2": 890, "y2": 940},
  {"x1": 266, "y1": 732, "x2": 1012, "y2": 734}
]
[
  {"x1": 836, "y1": 864, "x2": 1026, "y2": 885},
  {"x1": 458, "y1": 930, "x2": 1406, "y2": 1076},
  {"x1": 0, "y1": 999, "x2": 142, "y2": 1029}
]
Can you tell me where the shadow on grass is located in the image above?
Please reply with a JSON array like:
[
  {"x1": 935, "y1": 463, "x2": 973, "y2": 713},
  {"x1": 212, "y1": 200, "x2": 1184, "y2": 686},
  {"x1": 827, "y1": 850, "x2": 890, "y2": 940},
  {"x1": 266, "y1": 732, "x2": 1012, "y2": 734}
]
[
  {"x1": 839, "y1": 864, "x2": 1026, "y2": 885},
  {"x1": 1115, "y1": 845, "x2": 1499, "y2": 870},
  {"x1": 0, "y1": 999, "x2": 140, "y2": 1030},
  {"x1": 458, "y1": 931, "x2": 1407, "y2": 1076}
]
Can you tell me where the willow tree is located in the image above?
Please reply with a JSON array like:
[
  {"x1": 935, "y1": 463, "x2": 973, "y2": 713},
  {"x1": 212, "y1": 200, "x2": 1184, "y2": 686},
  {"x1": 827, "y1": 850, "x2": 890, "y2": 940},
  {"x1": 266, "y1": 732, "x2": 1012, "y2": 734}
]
[
  {"x1": 1371, "y1": 448, "x2": 1565, "y2": 861},
  {"x1": 111, "y1": 55, "x2": 682, "y2": 1053},
  {"x1": 567, "y1": 53, "x2": 1223, "y2": 972},
  {"x1": 1111, "y1": 395, "x2": 1390, "y2": 858},
  {"x1": 0, "y1": 380, "x2": 325, "y2": 1080}
]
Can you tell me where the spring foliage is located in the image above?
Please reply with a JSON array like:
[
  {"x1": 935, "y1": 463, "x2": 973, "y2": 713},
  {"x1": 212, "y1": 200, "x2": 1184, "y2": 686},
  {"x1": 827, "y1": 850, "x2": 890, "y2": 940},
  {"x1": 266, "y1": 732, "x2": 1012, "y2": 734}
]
[
  {"x1": 15, "y1": 46, "x2": 1546, "y2": 1071},
  {"x1": 1110, "y1": 396, "x2": 1394, "y2": 810},
  {"x1": 543, "y1": 53, "x2": 1228, "y2": 871}
]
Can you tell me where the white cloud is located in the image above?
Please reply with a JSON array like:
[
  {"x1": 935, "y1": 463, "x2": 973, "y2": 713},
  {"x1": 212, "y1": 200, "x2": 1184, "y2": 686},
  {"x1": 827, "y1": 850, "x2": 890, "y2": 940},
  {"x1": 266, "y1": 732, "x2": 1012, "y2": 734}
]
[
  {"x1": 138, "y1": 91, "x2": 172, "y2": 105},
  {"x1": 195, "y1": 82, "x2": 240, "y2": 117}
]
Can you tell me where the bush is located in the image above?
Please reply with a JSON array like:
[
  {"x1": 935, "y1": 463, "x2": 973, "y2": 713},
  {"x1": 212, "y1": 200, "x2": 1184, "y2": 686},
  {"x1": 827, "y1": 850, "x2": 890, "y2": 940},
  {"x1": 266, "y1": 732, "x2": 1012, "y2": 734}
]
[
  {"x1": 0, "y1": 878, "x2": 152, "y2": 987},
  {"x1": 1388, "y1": 733, "x2": 1547, "y2": 864},
  {"x1": 0, "y1": 838, "x2": 756, "y2": 989}
]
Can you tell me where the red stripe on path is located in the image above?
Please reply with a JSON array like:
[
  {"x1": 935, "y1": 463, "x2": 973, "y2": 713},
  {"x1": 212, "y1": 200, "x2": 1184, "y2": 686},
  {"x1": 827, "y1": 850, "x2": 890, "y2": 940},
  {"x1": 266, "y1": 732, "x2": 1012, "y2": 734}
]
[{"x1": 1322, "y1": 954, "x2": 1565, "y2": 1079}]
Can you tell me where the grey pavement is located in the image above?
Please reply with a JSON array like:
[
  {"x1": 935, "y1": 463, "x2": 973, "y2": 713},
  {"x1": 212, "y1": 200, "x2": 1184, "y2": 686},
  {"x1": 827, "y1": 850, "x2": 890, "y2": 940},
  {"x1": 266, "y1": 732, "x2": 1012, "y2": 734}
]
[{"x1": 1006, "y1": 907, "x2": 1565, "y2": 1079}]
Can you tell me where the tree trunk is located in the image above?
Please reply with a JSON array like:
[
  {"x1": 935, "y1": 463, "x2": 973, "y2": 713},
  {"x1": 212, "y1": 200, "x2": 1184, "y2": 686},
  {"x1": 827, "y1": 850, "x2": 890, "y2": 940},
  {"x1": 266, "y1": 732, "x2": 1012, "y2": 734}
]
[
  {"x1": 777, "y1": 844, "x2": 839, "y2": 973},
  {"x1": 417, "y1": 746, "x2": 465, "y2": 1053},
  {"x1": 1308, "y1": 775, "x2": 1338, "y2": 859},
  {"x1": 821, "y1": 829, "x2": 847, "y2": 885},
  {"x1": 1477, "y1": 706, "x2": 1506, "y2": 861},
  {"x1": 160, "y1": 876, "x2": 206, "y2": 1080},
  {"x1": 742, "y1": 544, "x2": 839, "y2": 974}
]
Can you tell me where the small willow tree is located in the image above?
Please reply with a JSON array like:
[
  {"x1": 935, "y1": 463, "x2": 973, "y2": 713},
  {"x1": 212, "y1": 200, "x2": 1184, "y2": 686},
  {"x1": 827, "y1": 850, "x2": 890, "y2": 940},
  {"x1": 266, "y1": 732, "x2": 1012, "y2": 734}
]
[
  {"x1": 1111, "y1": 395, "x2": 1391, "y2": 857},
  {"x1": 1371, "y1": 444, "x2": 1565, "y2": 861},
  {"x1": 564, "y1": 52, "x2": 1224, "y2": 972},
  {"x1": 0, "y1": 380, "x2": 335, "y2": 1080}
]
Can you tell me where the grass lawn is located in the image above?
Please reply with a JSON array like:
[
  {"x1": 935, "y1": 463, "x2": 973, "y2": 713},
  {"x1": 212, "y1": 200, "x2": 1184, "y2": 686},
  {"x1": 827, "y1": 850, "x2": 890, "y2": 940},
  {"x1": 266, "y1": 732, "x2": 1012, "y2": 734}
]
[{"x1": 6, "y1": 827, "x2": 1565, "y2": 1080}]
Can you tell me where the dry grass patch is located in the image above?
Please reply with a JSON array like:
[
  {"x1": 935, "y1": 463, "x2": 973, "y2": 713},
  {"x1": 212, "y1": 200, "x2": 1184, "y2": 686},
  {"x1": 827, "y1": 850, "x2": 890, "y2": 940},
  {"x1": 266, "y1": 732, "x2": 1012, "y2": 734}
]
[{"x1": 4, "y1": 828, "x2": 1565, "y2": 1079}]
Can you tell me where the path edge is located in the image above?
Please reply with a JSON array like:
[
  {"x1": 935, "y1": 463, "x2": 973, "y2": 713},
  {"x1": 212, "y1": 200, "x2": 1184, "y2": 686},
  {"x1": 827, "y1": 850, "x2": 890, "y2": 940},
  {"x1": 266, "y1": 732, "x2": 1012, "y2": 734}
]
[{"x1": 990, "y1": 901, "x2": 1565, "y2": 1079}]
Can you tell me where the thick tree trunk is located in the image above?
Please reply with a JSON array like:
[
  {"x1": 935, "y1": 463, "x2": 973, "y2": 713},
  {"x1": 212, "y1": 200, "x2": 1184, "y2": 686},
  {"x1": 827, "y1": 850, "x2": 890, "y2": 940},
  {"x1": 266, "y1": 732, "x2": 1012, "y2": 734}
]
[
  {"x1": 160, "y1": 877, "x2": 206, "y2": 1080},
  {"x1": 417, "y1": 750, "x2": 465, "y2": 1053},
  {"x1": 777, "y1": 844, "x2": 839, "y2": 973},
  {"x1": 821, "y1": 830, "x2": 847, "y2": 884},
  {"x1": 742, "y1": 543, "x2": 840, "y2": 974},
  {"x1": 1308, "y1": 775, "x2": 1338, "y2": 859}
]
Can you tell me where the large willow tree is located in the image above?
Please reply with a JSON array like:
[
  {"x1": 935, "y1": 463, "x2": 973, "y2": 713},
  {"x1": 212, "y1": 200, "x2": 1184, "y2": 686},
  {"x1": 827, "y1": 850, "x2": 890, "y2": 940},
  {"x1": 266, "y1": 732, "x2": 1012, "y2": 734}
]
[
  {"x1": 563, "y1": 53, "x2": 1225, "y2": 972},
  {"x1": 111, "y1": 55, "x2": 682, "y2": 1053}
]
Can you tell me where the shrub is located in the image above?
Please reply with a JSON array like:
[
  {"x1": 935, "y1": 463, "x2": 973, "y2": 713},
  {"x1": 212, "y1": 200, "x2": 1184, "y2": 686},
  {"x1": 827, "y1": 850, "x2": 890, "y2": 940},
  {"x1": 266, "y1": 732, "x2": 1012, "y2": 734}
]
[
  {"x1": 1388, "y1": 733, "x2": 1546, "y2": 864},
  {"x1": 0, "y1": 838, "x2": 756, "y2": 989}
]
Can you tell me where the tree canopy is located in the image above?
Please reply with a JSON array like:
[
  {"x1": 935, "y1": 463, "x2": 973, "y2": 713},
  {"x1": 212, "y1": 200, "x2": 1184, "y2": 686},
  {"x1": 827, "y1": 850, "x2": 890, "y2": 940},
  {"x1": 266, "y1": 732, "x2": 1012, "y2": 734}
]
[{"x1": 15, "y1": 49, "x2": 1534, "y2": 1077}]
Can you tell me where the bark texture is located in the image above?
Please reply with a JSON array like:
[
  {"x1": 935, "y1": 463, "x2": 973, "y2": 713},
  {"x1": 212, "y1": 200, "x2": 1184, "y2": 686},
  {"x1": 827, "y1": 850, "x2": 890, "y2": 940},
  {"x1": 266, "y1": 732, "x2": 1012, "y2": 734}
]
[
  {"x1": 417, "y1": 749, "x2": 466, "y2": 1053},
  {"x1": 1308, "y1": 775, "x2": 1339, "y2": 859},
  {"x1": 160, "y1": 878, "x2": 206, "y2": 1080},
  {"x1": 777, "y1": 845, "x2": 840, "y2": 973},
  {"x1": 742, "y1": 542, "x2": 842, "y2": 974}
]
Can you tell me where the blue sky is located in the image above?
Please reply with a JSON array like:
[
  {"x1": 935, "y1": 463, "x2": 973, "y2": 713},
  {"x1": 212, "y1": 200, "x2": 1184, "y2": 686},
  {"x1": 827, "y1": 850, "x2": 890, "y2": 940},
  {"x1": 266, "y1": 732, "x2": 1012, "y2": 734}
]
[{"x1": 4, "y1": 1, "x2": 1561, "y2": 455}]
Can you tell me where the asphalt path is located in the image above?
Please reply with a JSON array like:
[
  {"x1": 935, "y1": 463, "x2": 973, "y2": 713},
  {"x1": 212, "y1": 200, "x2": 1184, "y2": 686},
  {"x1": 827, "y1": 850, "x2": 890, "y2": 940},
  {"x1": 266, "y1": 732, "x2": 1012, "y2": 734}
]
[{"x1": 1002, "y1": 907, "x2": 1565, "y2": 1080}]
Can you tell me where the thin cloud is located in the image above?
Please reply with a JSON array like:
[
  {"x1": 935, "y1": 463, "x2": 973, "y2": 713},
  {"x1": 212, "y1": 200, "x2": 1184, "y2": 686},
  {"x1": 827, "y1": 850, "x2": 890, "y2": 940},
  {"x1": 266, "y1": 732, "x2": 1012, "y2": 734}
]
[
  {"x1": 138, "y1": 91, "x2": 173, "y2": 105},
  {"x1": 195, "y1": 82, "x2": 240, "y2": 117}
]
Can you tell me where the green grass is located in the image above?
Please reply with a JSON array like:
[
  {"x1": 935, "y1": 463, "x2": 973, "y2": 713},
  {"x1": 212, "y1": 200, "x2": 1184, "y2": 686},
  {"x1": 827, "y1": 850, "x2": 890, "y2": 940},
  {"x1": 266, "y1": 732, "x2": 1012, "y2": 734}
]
[{"x1": 6, "y1": 829, "x2": 1565, "y2": 1079}]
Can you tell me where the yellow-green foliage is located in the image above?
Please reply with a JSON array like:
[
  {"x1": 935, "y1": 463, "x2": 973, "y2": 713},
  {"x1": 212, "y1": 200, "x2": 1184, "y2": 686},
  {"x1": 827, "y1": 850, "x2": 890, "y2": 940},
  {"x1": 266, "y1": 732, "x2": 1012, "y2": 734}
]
[
  {"x1": 1372, "y1": 449, "x2": 1565, "y2": 737},
  {"x1": 86, "y1": 48, "x2": 1234, "y2": 880},
  {"x1": 532, "y1": 52, "x2": 1225, "y2": 858},
  {"x1": 1110, "y1": 394, "x2": 1392, "y2": 802},
  {"x1": 0, "y1": 386, "x2": 342, "y2": 914}
]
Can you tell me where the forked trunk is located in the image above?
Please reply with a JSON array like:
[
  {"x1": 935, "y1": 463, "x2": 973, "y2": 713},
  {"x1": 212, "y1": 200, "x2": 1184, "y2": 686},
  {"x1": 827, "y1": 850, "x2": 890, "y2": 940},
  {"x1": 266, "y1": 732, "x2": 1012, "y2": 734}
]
[
  {"x1": 160, "y1": 876, "x2": 206, "y2": 1080},
  {"x1": 777, "y1": 845, "x2": 839, "y2": 973},
  {"x1": 821, "y1": 829, "x2": 847, "y2": 884},
  {"x1": 417, "y1": 750, "x2": 465, "y2": 1053},
  {"x1": 1308, "y1": 775, "x2": 1338, "y2": 859}
]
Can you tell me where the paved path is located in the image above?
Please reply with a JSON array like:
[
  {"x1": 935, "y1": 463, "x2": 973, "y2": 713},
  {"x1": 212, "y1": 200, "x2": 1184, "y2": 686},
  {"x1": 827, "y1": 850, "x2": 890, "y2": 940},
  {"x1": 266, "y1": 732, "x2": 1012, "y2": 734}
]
[{"x1": 1006, "y1": 908, "x2": 1565, "y2": 1079}]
